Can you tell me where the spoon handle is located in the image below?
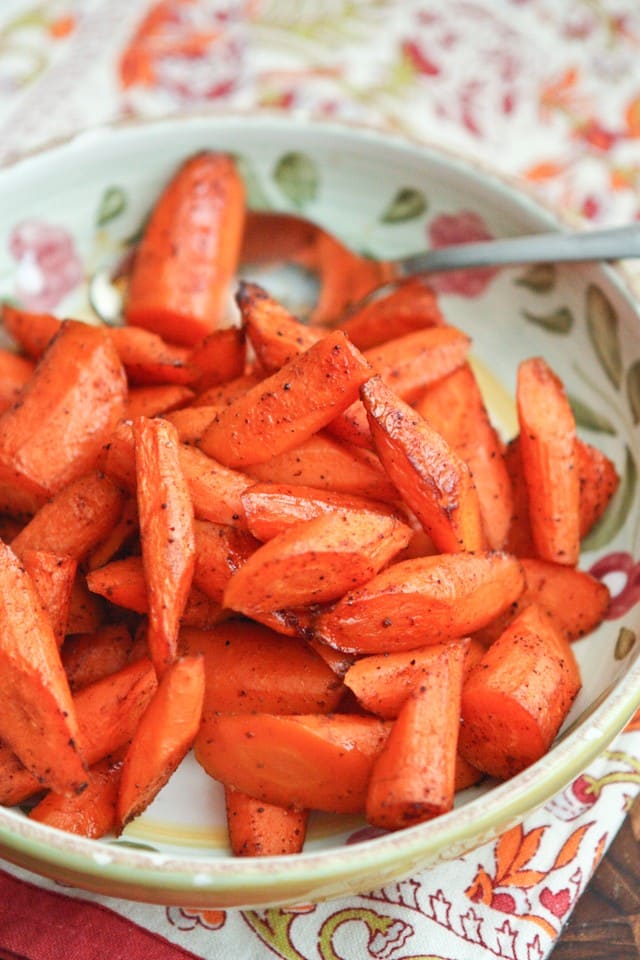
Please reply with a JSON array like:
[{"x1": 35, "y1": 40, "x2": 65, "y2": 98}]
[{"x1": 398, "y1": 223, "x2": 640, "y2": 276}]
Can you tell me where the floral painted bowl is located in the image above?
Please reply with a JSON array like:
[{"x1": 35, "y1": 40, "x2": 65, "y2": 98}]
[{"x1": 0, "y1": 114, "x2": 639, "y2": 909}]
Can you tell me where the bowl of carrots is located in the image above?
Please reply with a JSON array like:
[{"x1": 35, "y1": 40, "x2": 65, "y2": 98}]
[{"x1": 0, "y1": 113, "x2": 638, "y2": 909}]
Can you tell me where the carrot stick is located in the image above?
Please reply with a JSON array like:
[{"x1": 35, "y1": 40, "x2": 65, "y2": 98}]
[
  {"x1": 576, "y1": 438, "x2": 620, "y2": 538},
  {"x1": 29, "y1": 756, "x2": 124, "y2": 838},
  {"x1": 0, "y1": 540, "x2": 86, "y2": 795},
  {"x1": 237, "y1": 281, "x2": 322, "y2": 372},
  {"x1": 107, "y1": 325, "x2": 197, "y2": 386},
  {"x1": 178, "y1": 443, "x2": 250, "y2": 528},
  {"x1": 192, "y1": 371, "x2": 264, "y2": 408},
  {"x1": 188, "y1": 326, "x2": 246, "y2": 392},
  {"x1": 361, "y1": 375, "x2": 485, "y2": 553},
  {"x1": 1, "y1": 304, "x2": 60, "y2": 359},
  {"x1": 0, "y1": 320, "x2": 126, "y2": 504},
  {"x1": 61, "y1": 623, "x2": 138, "y2": 692},
  {"x1": 199, "y1": 330, "x2": 373, "y2": 468},
  {"x1": 223, "y1": 509, "x2": 412, "y2": 615},
  {"x1": 516, "y1": 357, "x2": 580, "y2": 565},
  {"x1": 179, "y1": 621, "x2": 344, "y2": 717},
  {"x1": 459, "y1": 603, "x2": 581, "y2": 779},
  {"x1": 124, "y1": 152, "x2": 246, "y2": 345},
  {"x1": 313, "y1": 551, "x2": 525, "y2": 654},
  {"x1": 194, "y1": 712, "x2": 390, "y2": 813},
  {"x1": 241, "y1": 481, "x2": 401, "y2": 541},
  {"x1": 414, "y1": 363, "x2": 514, "y2": 550},
  {"x1": 11, "y1": 470, "x2": 125, "y2": 563},
  {"x1": 66, "y1": 573, "x2": 104, "y2": 635},
  {"x1": 124, "y1": 384, "x2": 195, "y2": 420},
  {"x1": 163, "y1": 404, "x2": 223, "y2": 445},
  {"x1": 20, "y1": 549, "x2": 76, "y2": 647},
  {"x1": 191, "y1": 519, "x2": 259, "y2": 602},
  {"x1": 134, "y1": 417, "x2": 195, "y2": 672},
  {"x1": 0, "y1": 348, "x2": 34, "y2": 414},
  {"x1": 225, "y1": 786, "x2": 308, "y2": 857},
  {"x1": 337, "y1": 277, "x2": 444, "y2": 351},
  {"x1": 117, "y1": 655, "x2": 205, "y2": 829},
  {"x1": 86, "y1": 496, "x2": 138, "y2": 571},
  {"x1": 365, "y1": 641, "x2": 465, "y2": 829}
]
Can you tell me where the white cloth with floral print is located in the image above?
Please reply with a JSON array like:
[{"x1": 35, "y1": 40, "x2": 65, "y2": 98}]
[{"x1": 1, "y1": 3, "x2": 640, "y2": 960}]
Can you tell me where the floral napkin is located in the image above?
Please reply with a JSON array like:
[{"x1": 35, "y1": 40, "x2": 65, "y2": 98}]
[{"x1": 1, "y1": 2, "x2": 640, "y2": 959}]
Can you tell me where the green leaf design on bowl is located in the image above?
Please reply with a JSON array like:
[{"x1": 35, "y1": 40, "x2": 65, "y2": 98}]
[
  {"x1": 273, "y1": 151, "x2": 319, "y2": 208},
  {"x1": 96, "y1": 186, "x2": 127, "y2": 227},
  {"x1": 582, "y1": 445, "x2": 637, "y2": 551},
  {"x1": 380, "y1": 187, "x2": 428, "y2": 223},
  {"x1": 515, "y1": 262, "x2": 556, "y2": 293},
  {"x1": 569, "y1": 393, "x2": 617, "y2": 435},
  {"x1": 626, "y1": 358, "x2": 640, "y2": 425},
  {"x1": 615, "y1": 626, "x2": 636, "y2": 660},
  {"x1": 586, "y1": 284, "x2": 622, "y2": 389},
  {"x1": 523, "y1": 306, "x2": 573, "y2": 333},
  {"x1": 108, "y1": 839, "x2": 160, "y2": 852}
]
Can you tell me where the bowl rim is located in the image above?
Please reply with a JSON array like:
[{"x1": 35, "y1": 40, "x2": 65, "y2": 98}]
[{"x1": 1, "y1": 111, "x2": 639, "y2": 907}]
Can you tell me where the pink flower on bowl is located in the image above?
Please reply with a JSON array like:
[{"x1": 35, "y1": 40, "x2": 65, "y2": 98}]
[
  {"x1": 427, "y1": 210, "x2": 499, "y2": 297},
  {"x1": 9, "y1": 219, "x2": 84, "y2": 312}
]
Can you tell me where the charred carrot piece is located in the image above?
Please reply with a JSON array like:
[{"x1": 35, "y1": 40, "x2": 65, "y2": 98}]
[
  {"x1": 125, "y1": 152, "x2": 246, "y2": 345},
  {"x1": 195, "y1": 712, "x2": 390, "y2": 814},
  {"x1": 414, "y1": 363, "x2": 514, "y2": 550},
  {"x1": 134, "y1": 417, "x2": 196, "y2": 672},
  {"x1": 517, "y1": 357, "x2": 580, "y2": 565},
  {"x1": 365, "y1": 641, "x2": 465, "y2": 829},
  {"x1": 20, "y1": 549, "x2": 76, "y2": 647},
  {"x1": 117, "y1": 655, "x2": 205, "y2": 829},
  {"x1": 0, "y1": 540, "x2": 86, "y2": 795},
  {"x1": 1, "y1": 304, "x2": 60, "y2": 359},
  {"x1": 225, "y1": 786, "x2": 308, "y2": 857},
  {"x1": 361, "y1": 375, "x2": 485, "y2": 553},
  {"x1": 189, "y1": 326, "x2": 246, "y2": 392},
  {"x1": 241, "y1": 481, "x2": 401, "y2": 541},
  {"x1": 61, "y1": 623, "x2": 139, "y2": 692},
  {"x1": 29, "y1": 755, "x2": 124, "y2": 838},
  {"x1": 0, "y1": 320, "x2": 127, "y2": 505},
  {"x1": 223, "y1": 509, "x2": 412, "y2": 615},
  {"x1": 313, "y1": 551, "x2": 525, "y2": 654},
  {"x1": 179, "y1": 621, "x2": 344, "y2": 718},
  {"x1": 11, "y1": 470, "x2": 125, "y2": 563},
  {"x1": 124, "y1": 383, "x2": 195, "y2": 420},
  {"x1": 199, "y1": 330, "x2": 373, "y2": 468},
  {"x1": 337, "y1": 277, "x2": 444, "y2": 351},
  {"x1": 459, "y1": 604, "x2": 581, "y2": 780},
  {"x1": 0, "y1": 348, "x2": 34, "y2": 414},
  {"x1": 107, "y1": 325, "x2": 197, "y2": 386},
  {"x1": 237, "y1": 281, "x2": 322, "y2": 372}
]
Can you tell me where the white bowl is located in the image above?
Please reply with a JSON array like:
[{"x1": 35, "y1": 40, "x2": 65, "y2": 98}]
[{"x1": 0, "y1": 114, "x2": 639, "y2": 908}]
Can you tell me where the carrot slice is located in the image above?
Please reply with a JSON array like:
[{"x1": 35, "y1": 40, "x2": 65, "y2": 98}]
[
  {"x1": 195, "y1": 712, "x2": 390, "y2": 813},
  {"x1": 124, "y1": 152, "x2": 246, "y2": 345},
  {"x1": 1, "y1": 304, "x2": 60, "y2": 359},
  {"x1": 66, "y1": 573, "x2": 105, "y2": 635},
  {"x1": 0, "y1": 320, "x2": 126, "y2": 505},
  {"x1": 29, "y1": 756, "x2": 124, "y2": 838},
  {"x1": 189, "y1": 326, "x2": 246, "y2": 392},
  {"x1": 163, "y1": 404, "x2": 223, "y2": 445},
  {"x1": 414, "y1": 363, "x2": 513, "y2": 550},
  {"x1": 191, "y1": 519, "x2": 259, "y2": 602},
  {"x1": 124, "y1": 384, "x2": 195, "y2": 420},
  {"x1": 179, "y1": 622, "x2": 344, "y2": 718},
  {"x1": 20, "y1": 549, "x2": 76, "y2": 647},
  {"x1": 576, "y1": 438, "x2": 620, "y2": 538},
  {"x1": 199, "y1": 330, "x2": 372, "y2": 469},
  {"x1": 178, "y1": 443, "x2": 250, "y2": 528},
  {"x1": 86, "y1": 496, "x2": 138, "y2": 571},
  {"x1": 337, "y1": 277, "x2": 444, "y2": 351},
  {"x1": 117, "y1": 655, "x2": 205, "y2": 829},
  {"x1": 61, "y1": 623, "x2": 139, "y2": 692},
  {"x1": 361, "y1": 375, "x2": 485, "y2": 553},
  {"x1": 0, "y1": 540, "x2": 86, "y2": 795},
  {"x1": 365, "y1": 641, "x2": 465, "y2": 829},
  {"x1": 192, "y1": 371, "x2": 264, "y2": 408},
  {"x1": 459, "y1": 604, "x2": 581, "y2": 779},
  {"x1": 313, "y1": 551, "x2": 525, "y2": 654},
  {"x1": 225, "y1": 786, "x2": 308, "y2": 856},
  {"x1": 134, "y1": 417, "x2": 196, "y2": 673},
  {"x1": 107, "y1": 325, "x2": 196, "y2": 386},
  {"x1": 517, "y1": 357, "x2": 580, "y2": 565},
  {"x1": 223, "y1": 509, "x2": 412, "y2": 615},
  {"x1": 0, "y1": 348, "x2": 34, "y2": 414},
  {"x1": 237, "y1": 281, "x2": 321, "y2": 372},
  {"x1": 240, "y1": 210, "x2": 320, "y2": 267}
]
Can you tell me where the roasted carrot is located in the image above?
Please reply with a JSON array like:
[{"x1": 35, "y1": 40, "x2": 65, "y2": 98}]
[
  {"x1": 225, "y1": 786, "x2": 308, "y2": 857},
  {"x1": 29, "y1": 755, "x2": 124, "y2": 838},
  {"x1": 163, "y1": 404, "x2": 223, "y2": 445},
  {"x1": 192, "y1": 371, "x2": 264, "y2": 408},
  {"x1": 134, "y1": 417, "x2": 195, "y2": 673},
  {"x1": 191, "y1": 519, "x2": 259, "y2": 602},
  {"x1": 86, "y1": 496, "x2": 138, "y2": 571},
  {"x1": 179, "y1": 621, "x2": 344, "y2": 717},
  {"x1": 240, "y1": 210, "x2": 320, "y2": 267},
  {"x1": 20, "y1": 549, "x2": 76, "y2": 647},
  {"x1": 241, "y1": 481, "x2": 401, "y2": 542},
  {"x1": 178, "y1": 443, "x2": 250, "y2": 528},
  {"x1": 124, "y1": 384, "x2": 195, "y2": 420},
  {"x1": 1, "y1": 304, "x2": 60, "y2": 359},
  {"x1": 61, "y1": 623, "x2": 138, "y2": 692},
  {"x1": 223, "y1": 509, "x2": 412, "y2": 615},
  {"x1": 125, "y1": 152, "x2": 246, "y2": 345},
  {"x1": 576, "y1": 438, "x2": 620, "y2": 538},
  {"x1": 107, "y1": 325, "x2": 197, "y2": 385},
  {"x1": 459, "y1": 603, "x2": 581, "y2": 779},
  {"x1": 0, "y1": 320, "x2": 127, "y2": 506},
  {"x1": 361, "y1": 375, "x2": 485, "y2": 553},
  {"x1": 237, "y1": 281, "x2": 322, "y2": 372},
  {"x1": 66, "y1": 573, "x2": 105, "y2": 635},
  {"x1": 517, "y1": 357, "x2": 580, "y2": 565},
  {"x1": 11, "y1": 470, "x2": 125, "y2": 563},
  {"x1": 337, "y1": 277, "x2": 444, "y2": 351},
  {"x1": 0, "y1": 539, "x2": 86, "y2": 795},
  {"x1": 195, "y1": 712, "x2": 390, "y2": 814},
  {"x1": 414, "y1": 363, "x2": 513, "y2": 550},
  {"x1": 313, "y1": 551, "x2": 525, "y2": 654},
  {"x1": 117, "y1": 655, "x2": 205, "y2": 829},
  {"x1": 365, "y1": 641, "x2": 465, "y2": 829},
  {"x1": 188, "y1": 326, "x2": 246, "y2": 392},
  {"x1": 199, "y1": 330, "x2": 373, "y2": 468},
  {"x1": 0, "y1": 348, "x2": 34, "y2": 413}
]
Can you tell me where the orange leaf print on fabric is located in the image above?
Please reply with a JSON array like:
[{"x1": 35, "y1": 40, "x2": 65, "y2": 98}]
[{"x1": 552, "y1": 822, "x2": 592, "y2": 870}]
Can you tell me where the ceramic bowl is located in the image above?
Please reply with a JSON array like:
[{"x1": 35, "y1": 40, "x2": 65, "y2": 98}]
[{"x1": 0, "y1": 114, "x2": 639, "y2": 909}]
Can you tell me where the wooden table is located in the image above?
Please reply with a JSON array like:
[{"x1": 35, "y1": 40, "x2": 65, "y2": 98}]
[{"x1": 550, "y1": 795, "x2": 640, "y2": 959}]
